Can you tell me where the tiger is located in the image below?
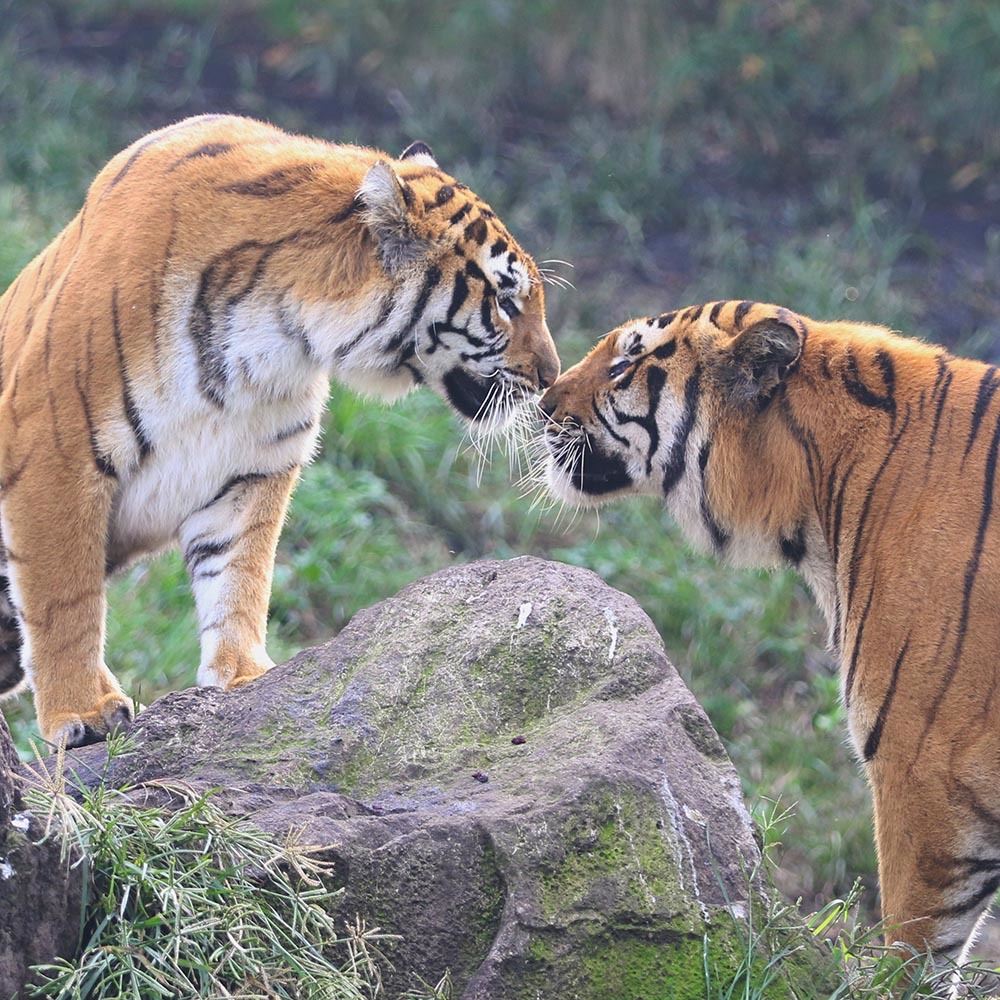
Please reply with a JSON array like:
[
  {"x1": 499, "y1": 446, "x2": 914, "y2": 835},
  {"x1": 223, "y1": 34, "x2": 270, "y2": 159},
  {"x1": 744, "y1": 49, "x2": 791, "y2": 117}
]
[
  {"x1": 538, "y1": 299, "x2": 1000, "y2": 962},
  {"x1": 0, "y1": 113, "x2": 559, "y2": 749}
]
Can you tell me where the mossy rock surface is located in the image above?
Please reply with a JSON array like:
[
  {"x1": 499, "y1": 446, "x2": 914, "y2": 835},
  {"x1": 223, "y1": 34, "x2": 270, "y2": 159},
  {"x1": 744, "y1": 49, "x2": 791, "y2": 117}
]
[{"x1": 46, "y1": 557, "x2": 836, "y2": 998}]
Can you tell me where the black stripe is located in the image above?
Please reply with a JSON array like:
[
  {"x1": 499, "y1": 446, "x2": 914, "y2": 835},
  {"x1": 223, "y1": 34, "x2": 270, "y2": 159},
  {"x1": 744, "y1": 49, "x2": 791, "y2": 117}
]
[
  {"x1": 107, "y1": 115, "x2": 224, "y2": 191},
  {"x1": 612, "y1": 364, "x2": 665, "y2": 475},
  {"x1": 845, "y1": 407, "x2": 911, "y2": 616},
  {"x1": 842, "y1": 349, "x2": 896, "y2": 424},
  {"x1": 431, "y1": 185, "x2": 456, "y2": 208},
  {"x1": 862, "y1": 636, "x2": 910, "y2": 760},
  {"x1": 463, "y1": 218, "x2": 488, "y2": 245},
  {"x1": 190, "y1": 273, "x2": 228, "y2": 408},
  {"x1": 965, "y1": 364, "x2": 1000, "y2": 459},
  {"x1": 927, "y1": 875, "x2": 1000, "y2": 920},
  {"x1": 185, "y1": 536, "x2": 237, "y2": 570},
  {"x1": 220, "y1": 163, "x2": 319, "y2": 197},
  {"x1": 822, "y1": 450, "x2": 843, "y2": 551},
  {"x1": 277, "y1": 302, "x2": 320, "y2": 364},
  {"x1": 953, "y1": 777, "x2": 1000, "y2": 830},
  {"x1": 222, "y1": 244, "x2": 277, "y2": 308},
  {"x1": 698, "y1": 442, "x2": 729, "y2": 551},
  {"x1": 779, "y1": 396, "x2": 821, "y2": 513},
  {"x1": 272, "y1": 418, "x2": 316, "y2": 444},
  {"x1": 189, "y1": 238, "x2": 296, "y2": 406},
  {"x1": 830, "y1": 455, "x2": 859, "y2": 574},
  {"x1": 733, "y1": 301, "x2": 754, "y2": 329},
  {"x1": 449, "y1": 203, "x2": 472, "y2": 226},
  {"x1": 74, "y1": 366, "x2": 117, "y2": 479},
  {"x1": 330, "y1": 196, "x2": 363, "y2": 225},
  {"x1": 387, "y1": 265, "x2": 442, "y2": 352},
  {"x1": 662, "y1": 367, "x2": 701, "y2": 496},
  {"x1": 201, "y1": 472, "x2": 269, "y2": 511},
  {"x1": 150, "y1": 201, "x2": 180, "y2": 378},
  {"x1": 191, "y1": 567, "x2": 224, "y2": 581},
  {"x1": 922, "y1": 406, "x2": 1000, "y2": 736},
  {"x1": 927, "y1": 365, "x2": 953, "y2": 460},
  {"x1": 708, "y1": 302, "x2": 724, "y2": 327},
  {"x1": 111, "y1": 289, "x2": 153, "y2": 461},
  {"x1": 167, "y1": 141, "x2": 235, "y2": 171},
  {"x1": 446, "y1": 271, "x2": 469, "y2": 323},
  {"x1": 459, "y1": 340, "x2": 506, "y2": 364},
  {"x1": 395, "y1": 167, "x2": 440, "y2": 183},
  {"x1": 333, "y1": 292, "x2": 396, "y2": 361},
  {"x1": 591, "y1": 396, "x2": 629, "y2": 447},
  {"x1": 657, "y1": 311, "x2": 677, "y2": 329},
  {"x1": 20, "y1": 257, "x2": 46, "y2": 334},
  {"x1": 685, "y1": 304, "x2": 704, "y2": 323},
  {"x1": 652, "y1": 340, "x2": 676, "y2": 360},
  {"x1": 844, "y1": 580, "x2": 876, "y2": 708}
]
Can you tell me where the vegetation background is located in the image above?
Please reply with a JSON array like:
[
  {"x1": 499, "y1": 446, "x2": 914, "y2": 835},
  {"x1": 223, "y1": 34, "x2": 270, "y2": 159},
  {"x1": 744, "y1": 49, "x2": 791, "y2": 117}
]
[{"x1": 1, "y1": 0, "x2": 999, "y2": 969}]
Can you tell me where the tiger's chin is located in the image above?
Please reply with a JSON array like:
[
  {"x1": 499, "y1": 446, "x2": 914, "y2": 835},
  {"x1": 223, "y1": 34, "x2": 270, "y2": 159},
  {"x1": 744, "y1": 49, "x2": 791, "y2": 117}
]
[
  {"x1": 442, "y1": 366, "x2": 535, "y2": 430},
  {"x1": 543, "y1": 449, "x2": 637, "y2": 508}
]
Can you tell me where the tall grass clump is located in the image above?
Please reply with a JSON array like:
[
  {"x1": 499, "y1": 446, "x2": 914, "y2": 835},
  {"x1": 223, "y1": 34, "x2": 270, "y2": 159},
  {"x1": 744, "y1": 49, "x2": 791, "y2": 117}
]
[{"x1": 25, "y1": 739, "x2": 401, "y2": 999}]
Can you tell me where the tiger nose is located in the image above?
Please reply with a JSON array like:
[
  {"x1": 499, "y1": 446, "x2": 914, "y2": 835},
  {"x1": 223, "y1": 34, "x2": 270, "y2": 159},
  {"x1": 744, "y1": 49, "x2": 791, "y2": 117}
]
[
  {"x1": 539, "y1": 381, "x2": 561, "y2": 418},
  {"x1": 537, "y1": 354, "x2": 560, "y2": 390},
  {"x1": 513, "y1": 355, "x2": 560, "y2": 391}
]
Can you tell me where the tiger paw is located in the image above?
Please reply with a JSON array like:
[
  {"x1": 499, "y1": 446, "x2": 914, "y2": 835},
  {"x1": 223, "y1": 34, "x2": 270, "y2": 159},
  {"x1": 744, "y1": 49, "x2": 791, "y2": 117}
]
[
  {"x1": 199, "y1": 646, "x2": 273, "y2": 690},
  {"x1": 223, "y1": 663, "x2": 270, "y2": 691},
  {"x1": 44, "y1": 695, "x2": 133, "y2": 749}
]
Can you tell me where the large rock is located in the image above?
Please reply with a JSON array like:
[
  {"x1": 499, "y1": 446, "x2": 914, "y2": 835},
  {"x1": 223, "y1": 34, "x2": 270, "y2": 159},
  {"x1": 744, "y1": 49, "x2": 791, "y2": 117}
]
[
  {"x1": 0, "y1": 713, "x2": 83, "y2": 997},
  {"x1": 31, "y1": 557, "x2": 834, "y2": 998}
]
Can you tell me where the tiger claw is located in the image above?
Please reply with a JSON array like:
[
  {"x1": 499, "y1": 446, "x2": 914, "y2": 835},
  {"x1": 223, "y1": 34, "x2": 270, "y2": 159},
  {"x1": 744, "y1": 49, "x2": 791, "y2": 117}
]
[{"x1": 46, "y1": 697, "x2": 134, "y2": 749}]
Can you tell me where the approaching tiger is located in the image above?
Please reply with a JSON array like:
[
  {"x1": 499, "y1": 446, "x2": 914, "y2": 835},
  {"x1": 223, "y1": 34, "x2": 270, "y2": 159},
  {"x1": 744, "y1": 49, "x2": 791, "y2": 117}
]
[
  {"x1": 540, "y1": 300, "x2": 1000, "y2": 960},
  {"x1": 0, "y1": 114, "x2": 558, "y2": 749}
]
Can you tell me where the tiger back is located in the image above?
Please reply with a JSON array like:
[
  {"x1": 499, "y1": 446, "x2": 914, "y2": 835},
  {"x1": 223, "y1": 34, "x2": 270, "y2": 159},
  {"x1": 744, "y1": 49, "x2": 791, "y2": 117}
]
[
  {"x1": 540, "y1": 300, "x2": 1000, "y2": 963},
  {"x1": 0, "y1": 114, "x2": 559, "y2": 748}
]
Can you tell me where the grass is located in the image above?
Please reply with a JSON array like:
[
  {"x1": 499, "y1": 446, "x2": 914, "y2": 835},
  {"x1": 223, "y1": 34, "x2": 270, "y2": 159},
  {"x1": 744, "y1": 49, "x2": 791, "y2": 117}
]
[
  {"x1": 2, "y1": 0, "x2": 1000, "y2": 990},
  {"x1": 24, "y1": 737, "x2": 406, "y2": 999},
  {"x1": 716, "y1": 802, "x2": 1000, "y2": 999}
]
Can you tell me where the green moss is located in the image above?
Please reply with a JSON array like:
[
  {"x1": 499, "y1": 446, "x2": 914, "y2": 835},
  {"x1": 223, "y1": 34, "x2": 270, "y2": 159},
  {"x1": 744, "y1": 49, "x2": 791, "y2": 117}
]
[
  {"x1": 582, "y1": 931, "x2": 722, "y2": 999},
  {"x1": 538, "y1": 786, "x2": 694, "y2": 929}
]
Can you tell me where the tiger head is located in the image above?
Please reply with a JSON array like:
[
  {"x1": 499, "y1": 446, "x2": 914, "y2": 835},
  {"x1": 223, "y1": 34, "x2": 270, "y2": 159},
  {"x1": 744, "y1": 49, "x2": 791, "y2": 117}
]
[
  {"x1": 539, "y1": 301, "x2": 810, "y2": 558},
  {"x1": 345, "y1": 141, "x2": 560, "y2": 430}
]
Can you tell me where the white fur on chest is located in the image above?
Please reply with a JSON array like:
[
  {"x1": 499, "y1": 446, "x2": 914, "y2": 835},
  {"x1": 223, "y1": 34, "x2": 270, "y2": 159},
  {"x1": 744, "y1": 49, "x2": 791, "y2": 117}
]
[{"x1": 108, "y1": 355, "x2": 327, "y2": 560}]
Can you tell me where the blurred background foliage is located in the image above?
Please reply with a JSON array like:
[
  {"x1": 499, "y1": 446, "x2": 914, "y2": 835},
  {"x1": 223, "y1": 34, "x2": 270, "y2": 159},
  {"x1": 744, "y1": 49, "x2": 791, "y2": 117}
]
[{"x1": 2, "y1": 0, "x2": 999, "y2": 937}]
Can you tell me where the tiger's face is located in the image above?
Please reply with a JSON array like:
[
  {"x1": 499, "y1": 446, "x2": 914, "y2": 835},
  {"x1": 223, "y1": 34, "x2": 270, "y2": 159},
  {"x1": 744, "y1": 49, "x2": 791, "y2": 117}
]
[
  {"x1": 539, "y1": 302, "x2": 805, "y2": 524},
  {"x1": 355, "y1": 143, "x2": 559, "y2": 431},
  {"x1": 540, "y1": 314, "x2": 696, "y2": 506}
]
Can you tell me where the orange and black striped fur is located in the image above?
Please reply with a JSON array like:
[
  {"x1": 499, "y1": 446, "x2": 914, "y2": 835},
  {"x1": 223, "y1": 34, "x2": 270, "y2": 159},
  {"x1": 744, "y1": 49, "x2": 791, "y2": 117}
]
[
  {"x1": 0, "y1": 114, "x2": 558, "y2": 748},
  {"x1": 541, "y1": 300, "x2": 1000, "y2": 960}
]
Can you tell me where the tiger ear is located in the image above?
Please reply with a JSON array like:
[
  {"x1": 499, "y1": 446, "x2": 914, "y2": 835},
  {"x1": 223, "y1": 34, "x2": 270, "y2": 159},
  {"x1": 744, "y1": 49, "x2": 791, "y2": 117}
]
[
  {"x1": 399, "y1": 140, "x2": 438, "y2": 168},
  {"x1": 720, "y1": 318, "x2": 803, "y2": 408},
  {"x1": 357, "y1": 160, "x2": 425, "y2": 273}
]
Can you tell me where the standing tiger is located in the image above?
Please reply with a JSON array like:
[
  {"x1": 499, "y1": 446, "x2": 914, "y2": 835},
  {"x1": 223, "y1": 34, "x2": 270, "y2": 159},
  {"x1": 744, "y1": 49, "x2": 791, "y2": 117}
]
[
  {"x1": 540, "y1": 300, "x2": 1000, "y2": 961},
  {"x1": 0, "y1": 114, "x2": 558, "y2": 749}
]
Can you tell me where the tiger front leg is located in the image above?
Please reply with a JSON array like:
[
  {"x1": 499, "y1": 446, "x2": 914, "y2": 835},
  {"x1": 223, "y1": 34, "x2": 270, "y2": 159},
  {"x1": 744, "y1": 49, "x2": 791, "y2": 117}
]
[
  {"x1": 180, "y1": 467, "x2": 300, "y2": 689},
  {"x1": 0, "y1": 450, "x2": 130, "y2": 747},
  {"x1": 871, "y1": 761, "x2": 998, "y2": 966}
]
